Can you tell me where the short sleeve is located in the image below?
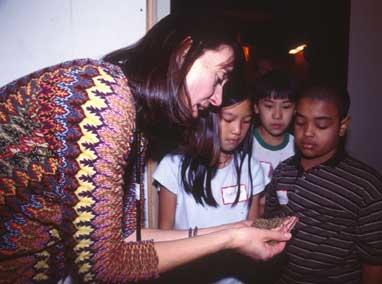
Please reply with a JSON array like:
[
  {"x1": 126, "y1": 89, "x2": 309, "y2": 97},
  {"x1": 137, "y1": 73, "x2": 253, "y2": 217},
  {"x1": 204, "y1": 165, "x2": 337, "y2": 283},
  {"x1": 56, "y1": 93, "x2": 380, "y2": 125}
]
[
  {"x1": 152, "y1": 154, "x2": 182, "y2": 195},
  {"x1": 355, "y1": 197, "x2": 382, "y2": 264},
  {"x1": 250, "y1": 157, "x2": 268, "y2": 196}
]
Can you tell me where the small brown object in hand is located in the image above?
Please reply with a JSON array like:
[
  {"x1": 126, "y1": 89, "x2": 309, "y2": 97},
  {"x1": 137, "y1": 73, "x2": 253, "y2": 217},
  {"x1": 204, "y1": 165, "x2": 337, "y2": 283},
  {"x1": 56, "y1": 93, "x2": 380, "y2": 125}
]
[
  {"x1": 252, "y1": 217, "x2": 287, "y2": 230},
  {"x1": 252, "y1": 216, "x2": 298, "y2": 245}
]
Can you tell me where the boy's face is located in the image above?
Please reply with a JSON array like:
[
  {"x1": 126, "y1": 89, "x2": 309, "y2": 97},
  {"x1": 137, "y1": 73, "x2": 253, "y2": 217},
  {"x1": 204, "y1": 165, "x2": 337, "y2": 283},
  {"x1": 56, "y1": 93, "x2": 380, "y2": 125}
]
[
  {"x1": 220, "y1": 99, "x2": 252, "y2": 153},
  {"x1": 254, "y1": 96, "x2": 295, "y2": 137},
  {"x1": 294, "y1": 98, "x2": 350, "y2": 165}
]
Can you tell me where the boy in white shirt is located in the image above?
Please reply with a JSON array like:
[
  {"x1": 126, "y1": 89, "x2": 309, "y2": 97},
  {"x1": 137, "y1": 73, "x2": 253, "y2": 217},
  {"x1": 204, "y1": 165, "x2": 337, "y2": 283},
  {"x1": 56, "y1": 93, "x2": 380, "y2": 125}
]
[{"x1": 252, "y1": 70, "x2": 298, "y2": 215}]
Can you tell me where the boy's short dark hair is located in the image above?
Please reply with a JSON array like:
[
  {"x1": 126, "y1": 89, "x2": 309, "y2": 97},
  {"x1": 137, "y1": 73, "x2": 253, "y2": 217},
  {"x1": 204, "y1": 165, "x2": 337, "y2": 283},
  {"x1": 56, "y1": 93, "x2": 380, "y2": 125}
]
[
  {"x1": 253, "y1": 69, "x2": 298, "y2": 103},
  {"x1": 298, "y1": 81, "x2": 350, "y2": 119}
]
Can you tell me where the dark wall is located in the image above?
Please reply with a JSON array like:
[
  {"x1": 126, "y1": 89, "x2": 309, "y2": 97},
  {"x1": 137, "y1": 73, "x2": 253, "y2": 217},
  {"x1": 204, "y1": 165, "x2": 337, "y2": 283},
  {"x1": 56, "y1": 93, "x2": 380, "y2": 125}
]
[
  {"x1": 347, "y1": 0, "x2": 382, "y2": 171},
  {"x1": 171, "y1": 0, "x2": 350, "y2": 84}
]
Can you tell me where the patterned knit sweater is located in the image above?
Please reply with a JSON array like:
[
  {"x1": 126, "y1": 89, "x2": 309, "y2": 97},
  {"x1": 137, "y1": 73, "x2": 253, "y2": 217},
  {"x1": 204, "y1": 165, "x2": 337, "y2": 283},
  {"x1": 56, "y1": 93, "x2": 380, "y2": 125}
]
[{"x1": 0, "y1": 59, "x2": 158, "y2": 283}]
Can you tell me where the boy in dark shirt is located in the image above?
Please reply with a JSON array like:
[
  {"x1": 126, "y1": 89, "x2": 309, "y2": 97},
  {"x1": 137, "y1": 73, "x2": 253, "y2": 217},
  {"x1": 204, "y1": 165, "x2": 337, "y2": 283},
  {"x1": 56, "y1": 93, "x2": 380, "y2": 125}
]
[{"x1": 265, "y1": 82, "x2": 382, "y2": 284}]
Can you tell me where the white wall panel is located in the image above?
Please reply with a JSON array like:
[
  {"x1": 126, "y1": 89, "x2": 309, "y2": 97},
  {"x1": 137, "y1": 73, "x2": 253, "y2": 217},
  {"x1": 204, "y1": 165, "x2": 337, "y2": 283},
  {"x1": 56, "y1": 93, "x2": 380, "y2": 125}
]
[{"x1": 0, "y1": 0, "x2": 146, "y2": 86}]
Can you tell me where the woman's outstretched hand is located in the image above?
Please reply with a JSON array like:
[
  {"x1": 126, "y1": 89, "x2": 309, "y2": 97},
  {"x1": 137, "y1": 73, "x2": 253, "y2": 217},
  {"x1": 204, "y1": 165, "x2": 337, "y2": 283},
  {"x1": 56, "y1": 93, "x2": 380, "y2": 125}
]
[
  {"x1": 143, "y1": 217, "x2": 297, "y2": 272},
  {"x1": 229, "y1": 226, "x2": 291, "y2": 260},
  {"x1": 229, "y1": 216, "x2": 298, "y2": 260}
]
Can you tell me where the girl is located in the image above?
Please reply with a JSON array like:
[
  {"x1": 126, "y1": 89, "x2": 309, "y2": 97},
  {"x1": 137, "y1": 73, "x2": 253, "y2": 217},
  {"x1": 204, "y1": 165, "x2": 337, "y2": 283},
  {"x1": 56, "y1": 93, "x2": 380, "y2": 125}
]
[
  {"x1": 153, "y1": 79, "x2": 268, "y2": 283},
  {"x1": 154, "y1": 79, "x2": 267, "y2": 231}
]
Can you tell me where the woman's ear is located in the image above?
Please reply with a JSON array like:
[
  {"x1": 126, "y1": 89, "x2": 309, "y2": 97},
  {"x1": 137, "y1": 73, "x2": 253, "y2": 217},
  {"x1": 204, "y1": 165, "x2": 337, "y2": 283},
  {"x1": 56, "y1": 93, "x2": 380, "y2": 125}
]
[
  {"x1": 339, "y1": 115, "x2": 351, "y2": 137},
  {"x1": 176, "y1": 36, "x2": 193, "y2": 65}
]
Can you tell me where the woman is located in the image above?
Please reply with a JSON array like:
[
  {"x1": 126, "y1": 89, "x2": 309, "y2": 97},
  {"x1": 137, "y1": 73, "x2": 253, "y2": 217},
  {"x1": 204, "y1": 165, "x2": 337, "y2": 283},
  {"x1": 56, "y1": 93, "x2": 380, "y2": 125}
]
[{"x1": 0, "y1": 14, "x2": 294, "y2": 283}]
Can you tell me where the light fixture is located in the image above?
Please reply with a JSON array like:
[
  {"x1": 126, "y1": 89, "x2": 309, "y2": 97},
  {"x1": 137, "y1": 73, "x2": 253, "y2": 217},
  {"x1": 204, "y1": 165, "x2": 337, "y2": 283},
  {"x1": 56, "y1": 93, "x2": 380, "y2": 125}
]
[
  {"x1": 242, "y1": 45, "x2": 251, "y2": 62},
  {"x1": 289, "y1": 44, "x2": 307, "y2": 55}
]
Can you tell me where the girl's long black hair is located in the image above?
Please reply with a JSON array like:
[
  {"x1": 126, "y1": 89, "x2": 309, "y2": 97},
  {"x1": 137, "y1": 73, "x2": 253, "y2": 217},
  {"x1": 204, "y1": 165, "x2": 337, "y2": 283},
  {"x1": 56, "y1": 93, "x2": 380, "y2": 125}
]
[{"x1": 180, "y1": 78, "x2": 255, "y2": 207}]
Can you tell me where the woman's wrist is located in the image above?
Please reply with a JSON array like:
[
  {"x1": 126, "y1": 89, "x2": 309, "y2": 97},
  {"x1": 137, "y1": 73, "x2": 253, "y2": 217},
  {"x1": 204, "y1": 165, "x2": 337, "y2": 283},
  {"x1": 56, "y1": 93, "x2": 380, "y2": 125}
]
[
  {"x1": 219, "y1": 227, "x2": 240, "y2": 251},
  {"x1": 214, "y1": 220, "x2": 247, "y2": 231}
]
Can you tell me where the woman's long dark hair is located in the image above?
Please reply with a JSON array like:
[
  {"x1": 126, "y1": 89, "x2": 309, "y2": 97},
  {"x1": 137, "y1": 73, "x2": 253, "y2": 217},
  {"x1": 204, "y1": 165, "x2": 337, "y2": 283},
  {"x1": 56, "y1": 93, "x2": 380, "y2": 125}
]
[
  {"x1": 180, "y1": 78, "x2": 255, "y2": 207},
  {"x1": 103, "y1": 13, "x2": 244, "y2": 160}
]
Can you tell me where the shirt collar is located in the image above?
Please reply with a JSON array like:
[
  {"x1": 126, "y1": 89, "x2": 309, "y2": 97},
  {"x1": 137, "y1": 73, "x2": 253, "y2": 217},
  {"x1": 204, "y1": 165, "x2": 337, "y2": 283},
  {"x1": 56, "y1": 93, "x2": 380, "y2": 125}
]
[
  {"x1": 254, "y1": 128, "x2": 290, "y2": 151},
  {"x1": 291, "y1": 148, "x2": 347, "y2": 173}
]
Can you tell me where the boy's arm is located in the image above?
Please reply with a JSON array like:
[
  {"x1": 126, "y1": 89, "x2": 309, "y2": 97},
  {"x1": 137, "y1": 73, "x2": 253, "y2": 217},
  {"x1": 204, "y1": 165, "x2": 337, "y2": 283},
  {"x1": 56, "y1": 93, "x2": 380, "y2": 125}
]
[
  {"x1": 356, "y1": 176, "x2": 382, "y2": 284},
  {"x1": 158, "y1": 186, "x2": 177, "y2": 229},
  {"x1": 258, "y1": 193, "x2": 266, "y2": 217},
  {"x1": 362, "y1": 264, "x2": 382, "y2": 284},
  {"x1": 247, "y1": 195, "x2": 260, "y2": 220}
]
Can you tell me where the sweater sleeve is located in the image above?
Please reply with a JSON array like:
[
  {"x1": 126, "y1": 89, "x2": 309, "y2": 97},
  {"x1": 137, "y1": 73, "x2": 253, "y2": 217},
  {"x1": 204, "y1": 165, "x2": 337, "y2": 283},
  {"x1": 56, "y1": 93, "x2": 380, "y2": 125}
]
[
  {"x1": 66, "y1": 60, "x2": 159, "y2": 282},
  {"x1": 0, "y1": 59, "x2": 158, "y2": 283}
]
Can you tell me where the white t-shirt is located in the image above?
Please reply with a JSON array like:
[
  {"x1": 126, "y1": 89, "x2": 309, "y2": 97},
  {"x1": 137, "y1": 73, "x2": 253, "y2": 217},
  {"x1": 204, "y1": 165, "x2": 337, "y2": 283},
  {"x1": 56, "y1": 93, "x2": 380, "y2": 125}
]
[
  {"x1": 153, "y1": 154, "x2": 267, "y2": 229},
  {"x1": 252, "y1": 128, "x2": 295, "y2": 180}
]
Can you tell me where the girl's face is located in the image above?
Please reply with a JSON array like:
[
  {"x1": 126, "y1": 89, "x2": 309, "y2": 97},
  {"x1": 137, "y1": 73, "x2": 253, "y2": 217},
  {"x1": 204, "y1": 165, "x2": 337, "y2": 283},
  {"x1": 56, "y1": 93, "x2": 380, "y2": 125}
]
[
  {"x1": 185, "y1": 45, "x2": 234, "y2": 118},
  {"x1": 219, "y1": 99, "x2": 253, "y2": 153}
]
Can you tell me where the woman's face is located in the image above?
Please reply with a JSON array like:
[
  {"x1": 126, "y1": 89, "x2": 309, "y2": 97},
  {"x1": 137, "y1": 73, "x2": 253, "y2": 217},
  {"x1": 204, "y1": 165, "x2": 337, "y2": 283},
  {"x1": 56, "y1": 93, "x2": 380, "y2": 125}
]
[{"x1": 185, "y1": 45, "x2": 234, "y2": 118}]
